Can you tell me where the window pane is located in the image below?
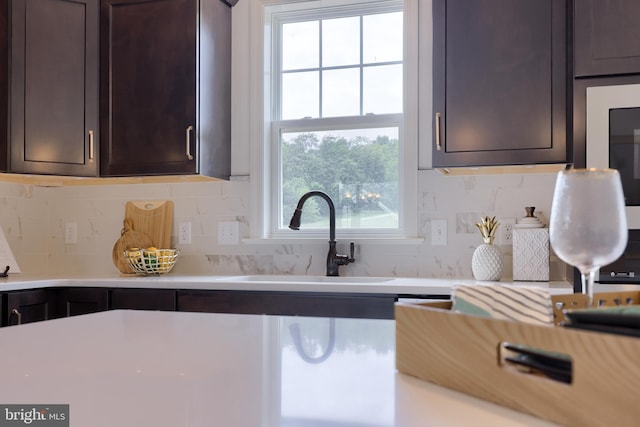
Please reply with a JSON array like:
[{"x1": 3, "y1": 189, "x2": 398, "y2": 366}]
[
  {"x1": 363, "y1": 12, "x2": 403, "y2": 64},
  {"x1": 322, "y1": 68, "x2": 360, "y2": 117},
  {"x1": 322, "y1": 17, "x2": 360, "y2": 67},
  {"x1": 363, "y1": 64, "x2": 402, "y2": 114},
  {"x1": 282, "y1": 71, "x2": 319, "y2": 119},
  {"x1": 282, "y1": 21, "x2": 319, "y2": 70},
  {"x1": 281, "y1": 127, "x2": 399, "y2": 230}
]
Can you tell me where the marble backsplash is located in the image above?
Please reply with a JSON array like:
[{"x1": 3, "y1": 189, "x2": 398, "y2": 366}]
[{"x1": 0, "y1": 169, "x2": 567, "y2": 280}]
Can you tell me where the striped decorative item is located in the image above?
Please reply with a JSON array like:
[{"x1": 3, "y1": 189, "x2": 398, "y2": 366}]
[{"x1": 451, "y1": 284, "x2": 554, "y2": 325}]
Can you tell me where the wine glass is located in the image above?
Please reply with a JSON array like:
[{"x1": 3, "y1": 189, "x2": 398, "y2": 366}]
[{"x1": 549, "y1": 168, "x2": 628, "y2": 305}]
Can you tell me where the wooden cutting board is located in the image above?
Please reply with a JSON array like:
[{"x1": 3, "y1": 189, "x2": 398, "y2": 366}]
[
  {"x1": 112, "y1": 218, "x2": 154, "y2": 274},
  {"x1": 124, "y1": 200, "x2": 174, "y2": 249}
]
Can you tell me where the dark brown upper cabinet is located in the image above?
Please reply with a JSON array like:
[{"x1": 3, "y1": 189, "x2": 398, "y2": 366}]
[
  {"x1": 0, "y1": 1, "x2": 7, "y2": 171},
  {"x1": 9, "y1": 0, "x2": 99, "y2": 176},
  {"x1": 575, "y1": 0, "x2": 640, "y2": 77},
  {"x1": 100, "y1": 0, "x2": 232, "y2": 178},
  {"x1": 432, "y1": 0, "x2": 569, "y2": 168}
]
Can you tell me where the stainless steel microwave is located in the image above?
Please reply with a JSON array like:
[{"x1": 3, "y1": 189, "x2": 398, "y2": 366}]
[{"x1": 587, "y1": 83, "x2": 640, "y2": 229}]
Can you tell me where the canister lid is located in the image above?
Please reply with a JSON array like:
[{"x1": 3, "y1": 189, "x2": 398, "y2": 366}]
[{"x1": 514, "y1": 206, "x2": 545, "y2": 228}]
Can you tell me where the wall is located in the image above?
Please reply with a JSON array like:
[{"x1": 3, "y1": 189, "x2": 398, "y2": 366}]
[
  {"x1": 0, "y1": 169, "x2": 565, "y2": 280},
  {"x1": 0, "y1": 182, "x2": 49, "y2": 273}
]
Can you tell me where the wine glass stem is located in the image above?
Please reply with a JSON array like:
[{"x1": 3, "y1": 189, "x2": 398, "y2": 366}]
[{"x1": 581, "y1": 270, "x2": 597, "y2": 306}]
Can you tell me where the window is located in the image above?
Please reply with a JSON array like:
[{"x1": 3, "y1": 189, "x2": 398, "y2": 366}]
[{"x1": 259, "y1": 0, "x2": 417, "y2": 239}]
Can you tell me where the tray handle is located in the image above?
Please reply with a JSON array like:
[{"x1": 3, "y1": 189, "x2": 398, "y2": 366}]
[{"x1": 499, "y1": 341, "x2": 573, "y2": 385}]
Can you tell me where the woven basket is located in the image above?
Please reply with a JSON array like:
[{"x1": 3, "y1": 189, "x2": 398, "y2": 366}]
[{"x1": 124, "y1": 248, "x2": 179, "y2": 275}]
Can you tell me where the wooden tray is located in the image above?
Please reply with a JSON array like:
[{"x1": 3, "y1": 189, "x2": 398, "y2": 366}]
[{"x1": 395, "y1": 291, "x2": 640, "y2": 427}]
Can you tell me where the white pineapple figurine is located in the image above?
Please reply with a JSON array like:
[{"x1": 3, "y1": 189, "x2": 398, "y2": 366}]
[{"x1": 472, "y1": 216, "x2": 503, "y2": 281}]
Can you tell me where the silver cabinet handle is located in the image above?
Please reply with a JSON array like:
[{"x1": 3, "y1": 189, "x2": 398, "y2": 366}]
[
  {"x1": 11, "y1": 308, "x2": 21, "y2": 325},
  {"x1": 186, "y1": 125, "x2": 194, "y2": 160},
  {"x1": 89, "y1": 130, "x2": 95, "y2": 160},
  {"x1": 435, "y1": 112, "x2": 442, "y2": 151}
]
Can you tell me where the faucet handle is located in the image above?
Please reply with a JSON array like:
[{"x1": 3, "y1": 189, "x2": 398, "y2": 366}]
[{"x1": 349, "y1": 241, "x2": 356, "y2": 263}]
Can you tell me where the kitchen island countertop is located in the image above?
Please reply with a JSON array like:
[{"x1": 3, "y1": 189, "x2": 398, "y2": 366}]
[{"x1": 0, "y1": 309, "x2": 561, "y2": 427}]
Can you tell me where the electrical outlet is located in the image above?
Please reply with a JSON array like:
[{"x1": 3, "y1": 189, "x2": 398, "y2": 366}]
[
  {"x1": 64, "y1": 222, "x2": 77, "y2": 244},
  {"x1": 499, "y1": 218, "x2": 516, "y2": 245},
  {"x1": 178, "y1": 222, "x2": 192, "y2": 245},
  {"x1": 430, "y1": 219, "x2": 447, "y2": 246},
  {"x1": 218, "y1": 221, "x2": 239, "y2": 245}
]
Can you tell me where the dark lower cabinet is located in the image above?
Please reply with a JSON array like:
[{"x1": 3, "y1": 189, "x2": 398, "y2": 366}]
[
  {"x1": 53, "y1": 288, "x2": 109, "y2": 318},
  {"x1": 110, "y1": 288, "x2": 176, "y2": 311},
  {"x1": 432, "y1": 0, "x2": 568, "y2": 167},
  {"x1": 177, "y1": 290, "x2": 396, "y2": 319},
  {"x1": 5, "y1": 289, "x2": 53, "y2": 326},
  {"x1": 0, "y1": 286, "x2": 399, "y2": 326},
  {"x1": 575, "y1": 0, "x2": 640, "y2": 77}
]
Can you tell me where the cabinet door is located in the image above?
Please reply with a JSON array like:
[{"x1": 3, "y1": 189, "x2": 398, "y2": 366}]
[
  {"x1": 5, "y1": 289, "x2": 52, "y2": 326},
  {"x1": 198, "y1": 0, "x2": 232, "y2": 179},
  {"x1": 54, "y1": 288, "x2": 109, "y2": 318},
  {"x1": 432, "y1": 0, "x2": 568, "y2": 167},
  {"x1": 575, "y1": 0, "x2": 640, "y2": 77},
  {"x1": 10, "y1": 0, "x2": 98, "y2": 176},
  {"x1": 0, "y1": 2, "x2": 8, "y2": 171},
  {"x1": 110, "y1": 288, "x2": 176, "y2": 311},
  {"x1": 100, "y1": 0, "x2": 197, "y2": 176},
  {"x1": 177, "y1": 290, "x2": 395, "y2": 319}
]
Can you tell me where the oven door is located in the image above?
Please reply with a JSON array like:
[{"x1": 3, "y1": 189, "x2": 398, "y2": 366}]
[{"x1": 587, "y1": 83, "x2": 640, "y2": 229}]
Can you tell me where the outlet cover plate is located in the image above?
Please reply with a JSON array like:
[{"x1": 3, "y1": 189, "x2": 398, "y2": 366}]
[
  {"x1": 499, "y1": 218, "x2": 516, "y2": 245},
  {"x1": 431, "y1": 219, "x2": 448, "y2": 246},
  {"x1": 64, "y1": 222, "x2": 77, "y2": 244},
  {"x1": 178, "y1": 222, "x2": 192, "y2": 245},
  {"x1": 218, "y1": 221, "x2": 239, "y2": 245}
]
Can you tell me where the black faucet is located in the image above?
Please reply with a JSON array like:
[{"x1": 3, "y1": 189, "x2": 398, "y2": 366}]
[{"x1": 289, "y1": 190, "x2": 355, "y2": 276}]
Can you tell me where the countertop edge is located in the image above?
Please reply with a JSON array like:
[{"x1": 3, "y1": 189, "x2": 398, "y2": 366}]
[{"x1": 0, "y1": 274, "x2": 578, "y2": 295}]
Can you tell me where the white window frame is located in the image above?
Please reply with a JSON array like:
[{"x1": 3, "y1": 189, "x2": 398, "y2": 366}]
[{"x1": 247, "y1": 0, "x2": 419, "y2": 241}]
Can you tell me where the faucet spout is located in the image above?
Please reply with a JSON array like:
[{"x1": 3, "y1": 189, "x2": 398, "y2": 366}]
[
  {"x1": 289, "y1": 190, "x2": 354, "y2": 276},
  {"x1": 289, "y1": 190, "x2": 336, "y2": 241}
]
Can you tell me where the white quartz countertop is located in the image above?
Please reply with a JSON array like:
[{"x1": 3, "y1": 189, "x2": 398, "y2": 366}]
[
  {"x1": 0, "y1": 272, "x2": 582, "y2": 295},
  {"x1": 0, "y1": 309, "x2": 560, "y2": 426}
]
